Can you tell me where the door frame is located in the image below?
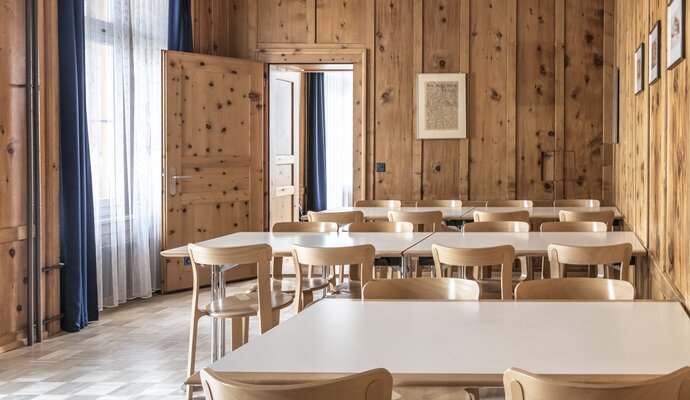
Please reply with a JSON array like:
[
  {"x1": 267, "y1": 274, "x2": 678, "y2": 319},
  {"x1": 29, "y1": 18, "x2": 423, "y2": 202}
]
[{"x1": 255, "y1": 49, "x2": 367, "y2": 228}]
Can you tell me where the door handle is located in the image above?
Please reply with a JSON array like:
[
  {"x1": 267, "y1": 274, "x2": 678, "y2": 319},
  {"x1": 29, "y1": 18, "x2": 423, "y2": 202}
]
[
  {"x1": 172, "y1": 175, "x2": 192, "y2": 180},
  {"x1": 169, "y1": 167, "x2": 190, "y2": 196}
]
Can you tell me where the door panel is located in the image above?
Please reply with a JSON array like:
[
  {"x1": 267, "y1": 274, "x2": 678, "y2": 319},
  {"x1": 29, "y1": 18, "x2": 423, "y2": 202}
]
[
  {"x1": 162, "y1": 51, "x2": 264, "y2": 292},
  {"x1": 269, "y1": 67, "x2": 301, "y2": 228}
]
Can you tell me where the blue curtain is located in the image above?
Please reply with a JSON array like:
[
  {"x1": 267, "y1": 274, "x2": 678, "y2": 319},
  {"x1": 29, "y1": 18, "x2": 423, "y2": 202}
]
[
  {"x1": 306, "y1": 73, "x2": 328, "y2": 212},
  {"x1": 58, "y1": 0, "x2": 98, "y2": 332},
  {"x1": 168, "y1": 0, "x2": 192, "y2": 51}
]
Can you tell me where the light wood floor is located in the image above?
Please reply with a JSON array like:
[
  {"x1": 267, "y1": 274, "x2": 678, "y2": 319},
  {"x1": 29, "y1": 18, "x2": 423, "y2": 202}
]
[{"x1": 0, "y1": 279, "x2": 505, "y2": 399}]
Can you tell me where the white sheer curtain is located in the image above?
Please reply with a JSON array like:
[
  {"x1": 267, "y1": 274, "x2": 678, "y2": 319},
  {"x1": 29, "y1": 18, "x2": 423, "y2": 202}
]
[
  {"x1": 84, "y1": 0, "x2": 167, "y2": 308},
  {"x1": 323, "y1": 71, "x2": 354, "y2": 209}
]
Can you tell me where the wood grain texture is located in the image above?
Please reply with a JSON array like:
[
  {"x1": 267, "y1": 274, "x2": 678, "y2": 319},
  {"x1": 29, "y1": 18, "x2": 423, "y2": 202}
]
[
  {"x1": 316, "y1": 0, "x2": 366, "y2": 44},
  {"x1": 257, "y1": 0, "x2": 314, "y2": 44}
]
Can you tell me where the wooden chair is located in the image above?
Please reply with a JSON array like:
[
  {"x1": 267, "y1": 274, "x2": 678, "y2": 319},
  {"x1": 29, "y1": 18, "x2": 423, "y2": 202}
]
[
  {"x1": 271, "y1": 221, "x2": 339, "y2": 305},
  {"x1": 186, "y1": 244, "x2": 293, "y2": 398},
  {"x1": 348, "y1": 221, "x2": 413, "y2": 278},
  {"x1": 503, "y1": 367, "x2": 690, "y2": 400},
  {"x1": 432, "y1": 244, "x2": 516, "y2": 299},
  {"x1": 355, "y1": 199, "x2": 402, "y2": 208},
  {"x1": 514, "y1": 278, "x2": 635, "y2": 300},
  {"x1": 463, "y1": 221, "x2": 530, "y2": 233},
  {"x1": 307, "y1": 210, "x2": 364, "y2": 225},
  {"x1": 558, "y1": 210, "x2": 615, "y2": 231},
  {"x1": 362, "y1": 277, "x2": 480, "y2": 300},
  {"x1": 291, "y1": 244, "x2": 375, "y2": 305},
  {"x1": 473, "y1": 210, "x2": 530, "y2": 223},
  {"x1": 553, "y1": 199, "x2": 601, "y2": 207},
  {"x1": 388, "y1": 210, "x2": 449, "y2": 232},
  {"x1": 539, "y1": 221, "x2": 608, "y2": 232},
  {"x1": 547, "y1": 243, "x2": 633, "y2": 281},
  {"x1": 416, "y1": 199, "x2": 463, "y2": 207},
  {"x1": 201, "y1": 367, "x2": 393, "y2": 400},
  {"x1": 485, "y1": 200, "x2": 534, "y2": 207}
]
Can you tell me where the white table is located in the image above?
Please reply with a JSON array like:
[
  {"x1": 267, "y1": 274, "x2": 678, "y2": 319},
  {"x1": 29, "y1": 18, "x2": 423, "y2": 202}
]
[
  {"x1": 468, "y1": 206, "x2": 623, "y2": 220},
  {"x1": 322, "y1": 206, "x2": 477, "y2": 221},
  {"x1": 161, "y1": 231, "x2": 433, "y2": 360},
  {"x1": 210, "y1": 300, "x2": 690, "y2": 387}
]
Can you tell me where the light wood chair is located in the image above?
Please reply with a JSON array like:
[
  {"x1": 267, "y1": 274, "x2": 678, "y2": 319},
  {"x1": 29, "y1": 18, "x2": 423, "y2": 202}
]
[
  {"x1": 271, "y1": 221, "x2": 339, "y2": 305},
  {"x1": 503, "y1": 367, "x2": 690, "y2": 400},
  {"x1": 186, "y1": 244, "x2": 293, "y2": 398},
  {"x1": 347, "y1": 221, "x2": 414, "y2": 233},
  {"x1": 201, "y1": 367, "x2": 393, "y2": 400},
  {"x1": 355, "y1": 199, "x2": 402, "y2": 208},
  {"x1": 291, "y1": 244, "x2": 375, "y2": 305},
  {"x1": 473, "y1": 210, "x2": 530, "y2": 223},
  {"x1": 514, "y1": 277, "x2": 635, "y2": 300},
  {"x1": 539, "y1": 221, "x2": 608, "y2": 232},
  {"x1": 362, "y1": 277, "x2": 480, "y2": 300},
  {"x1": 307, "y1": 210, "x2": 364, "y2": 224},
  {"x1": 432, "y1": 244, "x2": 516, "y2": 299},
  {"x1": 558, "y1": 210, "x2": 615, "y2": 231},
  {"x1": 463, "y1": 221, "x2": 530, "y2": 233},
  {"x1": 553, "y1": 199, "x2": 601, "y2": 207},
  {"x1": 486, "y1": 200, "x2": 534, "y2": 207},
  {"x1": 547, "y1": 243, "x2": 633, "y2": 281},
  {"x1": 416, "y1": 199, "x2": 463, "y2": 207},
  {"x1": 388, "y1": 210, "x2": 450, "y2": 232}
]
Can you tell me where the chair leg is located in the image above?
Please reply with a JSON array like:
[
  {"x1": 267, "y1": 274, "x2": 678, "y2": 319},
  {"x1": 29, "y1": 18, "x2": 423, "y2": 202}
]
[
  {"x1": 242, "y1": 317, "x2": 250, "y2": 345},
  {"x1": 231, "y1": 318, "x2": 244, "y2": 351},
  {"x1": 186, "y1": 313, "x2": 201, "y2": 400},
  {"x1": 272, "y1": 309, "x2": 281, "y2": 326}
]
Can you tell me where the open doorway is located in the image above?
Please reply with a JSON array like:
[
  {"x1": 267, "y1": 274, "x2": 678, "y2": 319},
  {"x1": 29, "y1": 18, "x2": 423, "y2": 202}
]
[{"x1": 267, "y1": 64, "x2": 354, "y2": 227}]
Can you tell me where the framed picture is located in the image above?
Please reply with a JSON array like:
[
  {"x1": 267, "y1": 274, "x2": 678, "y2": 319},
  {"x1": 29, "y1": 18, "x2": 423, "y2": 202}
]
[
  {"x1": 612, "y1": 67, "x2": 620, "y2": 144},
  {"x1": 667, "y1": 0, "x2": 685, "y2": 69},
  {"x1": 416, "y1": 73, "x2": 467, "y2": 139},
  {"x1": 635, "y1": 43, "x2": 644, "y2": 94},
  {"x1": 649, "y1": 21, "x2": 661, "y2": 84}
]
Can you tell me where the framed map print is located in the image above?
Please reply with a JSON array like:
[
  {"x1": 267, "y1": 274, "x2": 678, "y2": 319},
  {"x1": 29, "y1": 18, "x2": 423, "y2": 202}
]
[
  {"x1": 416, "y1": 73, "x2": 466, "y2": 139},
  {"x1": 635, "y1": 43, "x2": 644, "y2": 94},
  {"x1": 667, "y1": 0, "x2": 685, "y2": 69},
  {"x1": 649, "y1": 21, "x2": 661, "y2": 84}
]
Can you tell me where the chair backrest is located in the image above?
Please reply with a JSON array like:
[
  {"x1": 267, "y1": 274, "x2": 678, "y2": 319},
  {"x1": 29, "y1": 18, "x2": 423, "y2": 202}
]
[
  {"x1": 272, "y1": 221, "x2": 339, "y2": 232},
  {"x1": 292, "y1": 244, "x2": 376, "y2": 289},
  {"x1": 553, "y1": 199, "x2": 601, "y2": 207},
  {"x1": 503, "y1": 367, "x2": 690, "y2": 400},
  {"x1": 558, "y1": 210, "x2": 615, "y2": 230},
  {"x1": 355, "y1": 200, "x2": 402, "y2": 208},
  {"x1": 485, "y1": 200, "x2": 533, "y2": 207},
  {"x1": 463, "y1": 221, "x2": 530, "y2": 233},
  {"x1": 415, "y1": 200, "x2": 463, "y2": 207},
  {"x1": 201, "y1": 367, "x2": 393, "y2": 400},
  {"x1": 348, "y1": 221, "x2": 414, "y2": 233},
  {"x1": 539, "y1": 221, "x2": 608, "y2": 232},
  {"x1": 432, "y1": 244, "x2": 516, "y2": 299},
  {"x1": 547, "y1": 243, "x2": 633, "y2": 280},
  {"x1": 388, "y1": 210, "x2": 445, "y2": 232},
  {"x1": 188, "y1": 243, "x2": 275, "y2": 334},
  {"x1": 473, "y1": 210, "x2": 530, "y2": 224},
  {"x1": 362, "y1": 277, "x2": 480, "y2": 300},
  {"x1": 307, "y1": 210, "x2": 364, "y2": 224},
  {"x1": 514, "y1": 278, "x2": 635, "y2": 300}
]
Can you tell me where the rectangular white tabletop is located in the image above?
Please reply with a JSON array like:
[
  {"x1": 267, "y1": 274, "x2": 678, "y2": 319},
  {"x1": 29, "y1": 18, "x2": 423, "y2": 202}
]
[
  {"x1": 403, "y1": 231, "x2": 646, "y2": 257},
  {"x1": 468, "y1": 206, "x2": 622, "y2": 220},
  {"x1": 209, "y1": 300, "x2": 690, "y2": 386},
  {"x1": 161, "y1": 231, "x2": 433, "y2": 258},
  {"x1": 322, "y1": 206, "x2": 476, "y2": 220}
]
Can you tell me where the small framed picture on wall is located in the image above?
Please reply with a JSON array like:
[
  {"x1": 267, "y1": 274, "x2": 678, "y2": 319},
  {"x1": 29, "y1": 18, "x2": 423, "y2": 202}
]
[
  {"x1": 649, "y1": 21, "x2": 661, "y2": 84},
  {"x1": 667, "y1": 0, "x2": 685, "y2": 69},
  {"x1": 635, "y1": 43, "x2": 644, "y2": 94}
]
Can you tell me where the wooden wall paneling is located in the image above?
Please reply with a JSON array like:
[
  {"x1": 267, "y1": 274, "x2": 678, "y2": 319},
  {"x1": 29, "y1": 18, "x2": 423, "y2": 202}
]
[
  {"x1": 602, "y1": 0, "x2": 614, "y2": 205},
  {"x1": 38, "y1": 0, "x2": 61, "y2": 336},
  {"x1": 635, "y1": 0, "x2": 649, "y2": 246},
  {"x1": 564, "y1": 0, "x2": 606, "y2": 201},
  {"x1": 420, "y1": 0, "x2": 466, "y2": 200},
  {"x1": 505, "y1": 0, "x2": 517, "y2": 200},
  {"x1": 412, "y1": 0, "x2": 423, "y2": 201},
  {"x1": 554, "y1": 0, "x2": 566, "y2": 198},
  {"x1": 374, "y1": 0, "x2": 415, "y2": 200},
  {"x1": 316, "y1": 0, "x2": 366, "y2": 44},
  {"x1": 365, "y1": 0, "x2": 375, "y2": 199},
  {"x1": 192, "y1": 0, "x2": 251, "y2": 58},
  {"x1": 468, "y1": 0, "x2": 510, "y2": 200},
  {"x1": 257, "y1": 0, "x2": 315, "y2": 44},
  {"x1": 516, "y1": 0, "x2": 556, "y2": 201}
]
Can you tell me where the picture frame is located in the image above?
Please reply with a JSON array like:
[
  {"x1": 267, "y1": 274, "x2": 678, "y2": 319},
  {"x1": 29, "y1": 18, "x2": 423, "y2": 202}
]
[
  {"x1": 416, "y1": 73, "x2": 467, "y2": 139},
  {"x1": 667, "y1": 0, "x2": 685, "y2": 69},
  {"x1": 612, "y1": 67, "x2": 620, "y2": 144},
  {"x1": 649, "y1": 21, "x2": 661, "y2": 84},
  {"x1": 635, "y1": 43, "x2": 644, "y2": 94}
]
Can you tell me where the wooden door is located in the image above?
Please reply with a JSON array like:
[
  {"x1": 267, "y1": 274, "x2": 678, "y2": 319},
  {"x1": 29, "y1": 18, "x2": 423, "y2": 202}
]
[
  {"x1": 162, "y1": 51, "x2": 265, "y2": 292},
  {"x1": 268, "y1": 67, "x2": 301, "y2": 228}
]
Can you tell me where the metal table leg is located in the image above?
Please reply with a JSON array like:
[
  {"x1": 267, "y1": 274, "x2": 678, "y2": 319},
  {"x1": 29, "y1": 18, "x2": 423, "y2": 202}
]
[{"x1": 210, "y1": 265, "x2": 226, "y2": 361}]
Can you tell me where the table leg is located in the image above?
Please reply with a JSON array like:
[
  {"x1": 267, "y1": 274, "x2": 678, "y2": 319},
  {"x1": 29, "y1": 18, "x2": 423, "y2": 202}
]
[
  {"x1": 210, "y1": 267, "x2": 219, "y2": 362},
  {"x1": 219, "y1": 267, "x2": 226, "y2": 357},
  {"x1": 401, "y1": 256, "x2": 410, "y2": 278}
]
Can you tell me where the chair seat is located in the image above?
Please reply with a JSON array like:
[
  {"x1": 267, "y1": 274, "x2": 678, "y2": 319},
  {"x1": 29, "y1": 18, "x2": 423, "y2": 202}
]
[
  {"x1": 205, "y1": 291, "x2": 293, "y2": 318},
  {"x1": 328, "y1": 280, "x2": 362, "y2": 300},
  {"x1": 276, "y1": 277, "x2": 330, "y2": 293}
]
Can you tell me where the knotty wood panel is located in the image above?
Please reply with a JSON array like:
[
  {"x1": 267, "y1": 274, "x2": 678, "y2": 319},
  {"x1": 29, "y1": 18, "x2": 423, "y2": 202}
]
[
  {"x1": 257, "y1": 0, "x2": 314, "y2": 44},
  {"x1": 516, "y1": 0, "x2": 556, "y2": 201},
  {"x1": 316, "y1": 0, "x2": 365, "y2": 44},
  {"x1": 192, "y1": 0, "x2": 251, "y2": 59}
]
